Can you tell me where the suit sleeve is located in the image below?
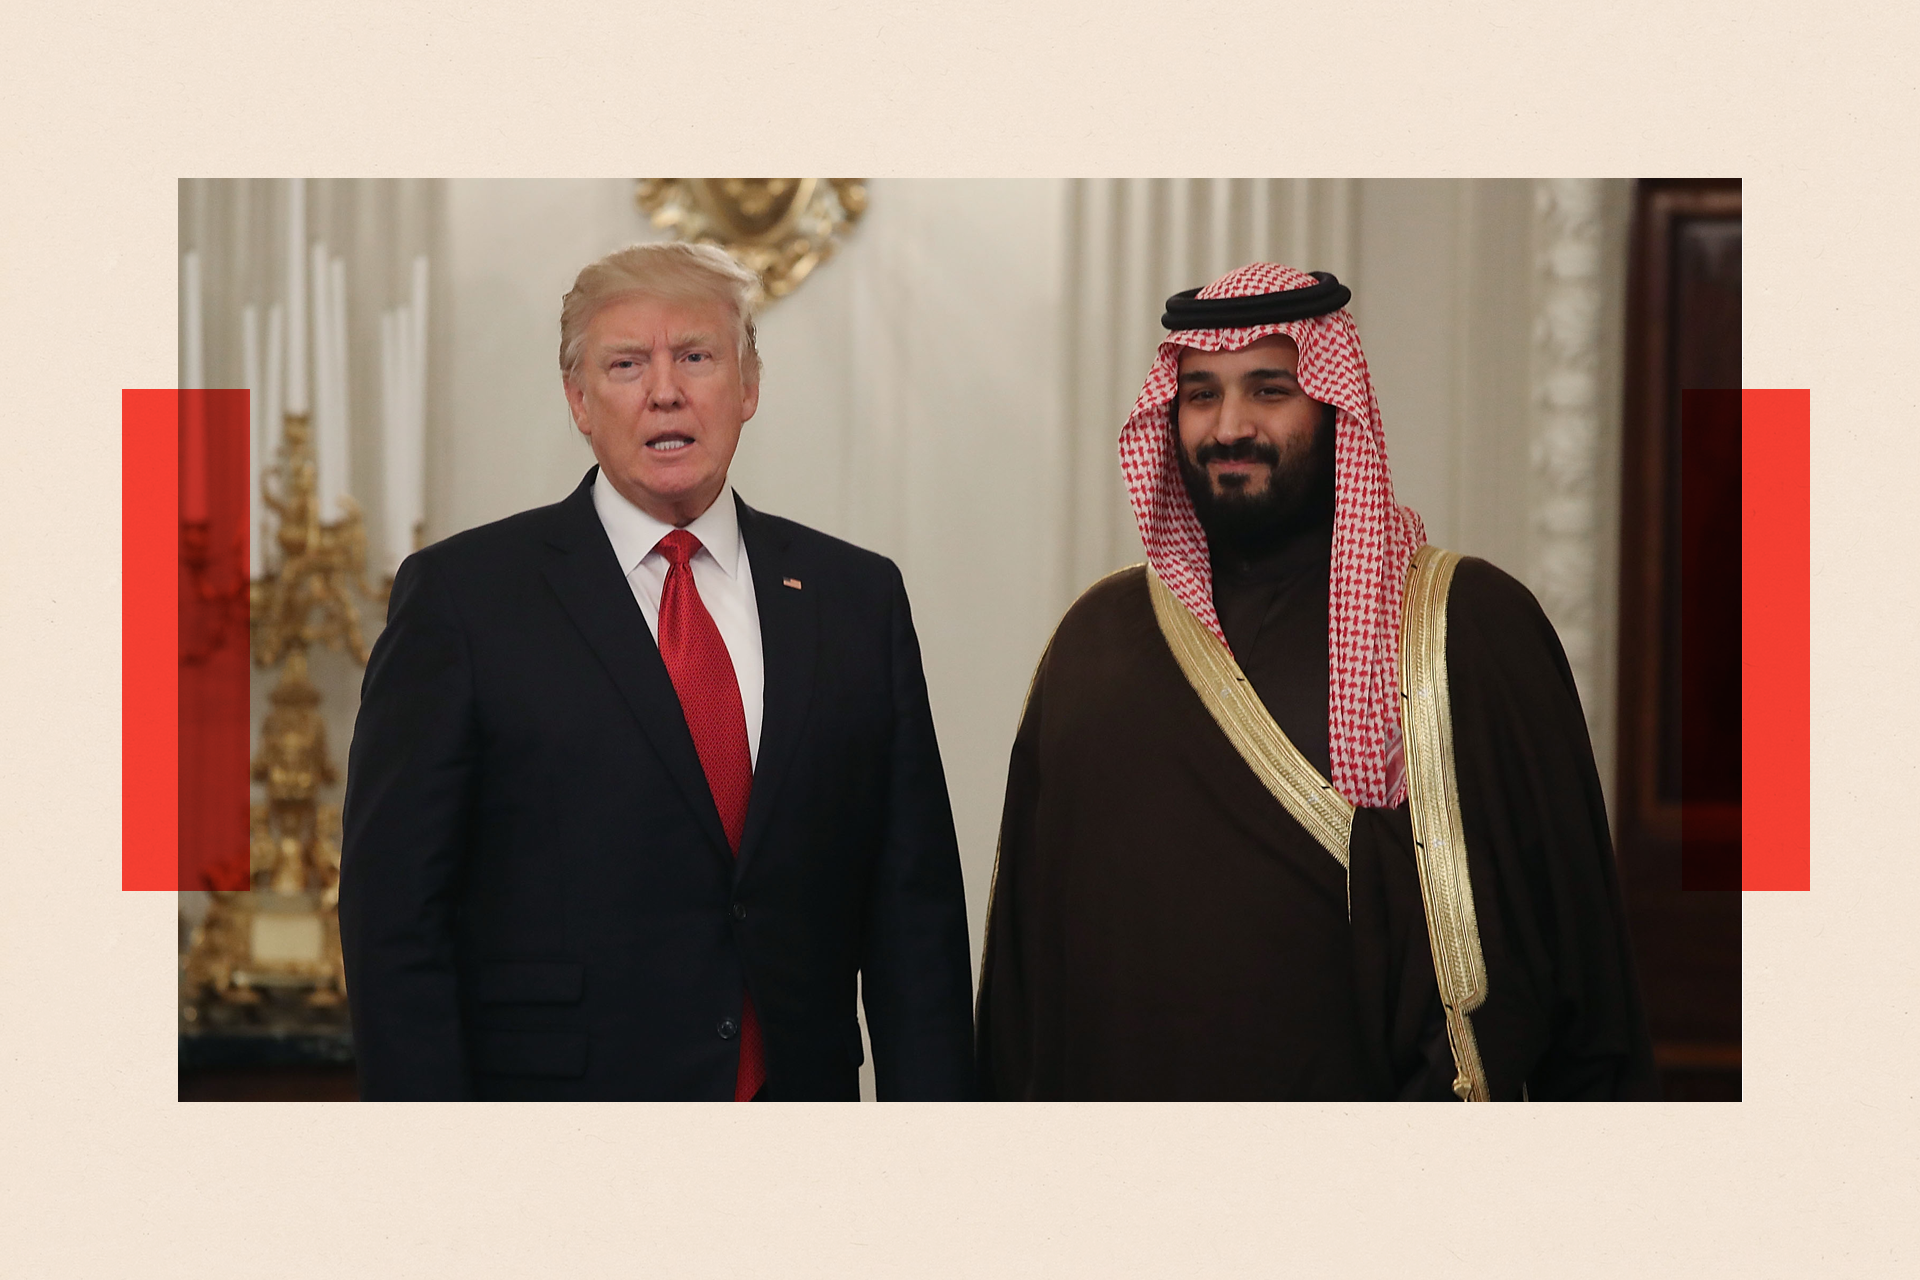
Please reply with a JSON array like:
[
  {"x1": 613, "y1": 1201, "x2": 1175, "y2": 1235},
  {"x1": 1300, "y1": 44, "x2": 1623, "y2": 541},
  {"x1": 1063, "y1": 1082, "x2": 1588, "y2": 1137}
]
[
  {"x1": 338, "y1": 552, "x2": 479, "y2": 1100},
  {"x1": 858, "y1": 563, "x2": 977, "y2": 1100}
]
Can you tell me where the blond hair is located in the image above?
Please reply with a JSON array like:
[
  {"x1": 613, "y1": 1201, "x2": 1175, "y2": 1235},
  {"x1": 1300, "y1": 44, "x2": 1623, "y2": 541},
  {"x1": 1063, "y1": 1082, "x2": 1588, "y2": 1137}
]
[{"x1": 559, "y1": 241, "x2": 763, "y2": 385}]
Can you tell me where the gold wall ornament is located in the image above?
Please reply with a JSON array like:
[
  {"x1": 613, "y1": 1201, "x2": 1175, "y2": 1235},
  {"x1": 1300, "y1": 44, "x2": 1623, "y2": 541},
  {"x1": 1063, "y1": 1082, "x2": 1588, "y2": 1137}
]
[
  {"x1": 634, "y1": 179, "x2": 869, "y2": 301},
  {"x1": 181, "y1": 411, "x2": 382, "y2": 1025}
]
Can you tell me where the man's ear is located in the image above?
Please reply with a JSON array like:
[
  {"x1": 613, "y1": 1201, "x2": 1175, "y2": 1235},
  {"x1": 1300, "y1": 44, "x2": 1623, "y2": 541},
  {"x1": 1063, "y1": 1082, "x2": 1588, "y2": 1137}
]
[
  {"x1": 741, "y1": 373, "x2": 761, "y2": 424},
  {"x1": 563, "y1": 375, "x2": 590, "y2": 435}
]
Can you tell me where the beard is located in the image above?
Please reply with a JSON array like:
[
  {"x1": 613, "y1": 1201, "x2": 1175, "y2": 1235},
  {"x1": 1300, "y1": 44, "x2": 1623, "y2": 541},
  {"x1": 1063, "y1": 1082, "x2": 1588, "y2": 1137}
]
[{"x1": 1174, "y1": 403, "x2": 1337, "y2": 556}]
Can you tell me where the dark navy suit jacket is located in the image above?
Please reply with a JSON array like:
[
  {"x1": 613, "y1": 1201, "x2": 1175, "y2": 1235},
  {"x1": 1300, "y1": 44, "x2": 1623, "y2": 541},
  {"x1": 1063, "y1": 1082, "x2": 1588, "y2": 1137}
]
[{"x1": 339, "y1": 468, "x2": 975, "y2": 1100}]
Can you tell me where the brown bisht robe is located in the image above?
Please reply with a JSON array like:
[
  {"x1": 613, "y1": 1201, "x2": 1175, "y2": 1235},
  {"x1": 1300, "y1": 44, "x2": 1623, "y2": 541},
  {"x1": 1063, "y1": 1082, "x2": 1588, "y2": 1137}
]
[{"x1": 975, "y1": 522, "x2": 1658, "y2": 1100}]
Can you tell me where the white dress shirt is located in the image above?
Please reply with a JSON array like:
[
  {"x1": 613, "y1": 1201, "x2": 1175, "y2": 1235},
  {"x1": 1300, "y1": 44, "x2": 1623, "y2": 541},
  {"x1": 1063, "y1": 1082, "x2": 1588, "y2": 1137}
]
[{"x1": 592, "y1": 470, "x2": 765, "y2": 766}]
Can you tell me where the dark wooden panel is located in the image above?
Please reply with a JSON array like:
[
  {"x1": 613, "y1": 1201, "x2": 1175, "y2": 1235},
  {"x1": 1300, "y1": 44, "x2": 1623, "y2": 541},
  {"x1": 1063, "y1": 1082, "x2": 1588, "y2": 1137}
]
[
  {"x1": 179, "y1": 1065, "x2": 360, "y2": 1101},
  {"x1": 1679, "y1": 390, "x2": 1743, "y2": 810},
  {"x1": 177, "y1": 1026, "x2": 358, "y2": 1101},
  {"x1": 1615, "y1": 179, "x2": 1743, "y2": 1100}
]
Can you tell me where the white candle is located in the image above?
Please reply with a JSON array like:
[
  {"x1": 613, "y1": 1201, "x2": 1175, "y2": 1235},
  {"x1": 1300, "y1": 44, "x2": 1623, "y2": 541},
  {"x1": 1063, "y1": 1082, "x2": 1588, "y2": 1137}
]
[
  {"x1": 379, "y1": 306, "x2": 394, "y2": 428},
  {"x1": 401, "y1": 255, "x2": 430, "y2": 569},
  {"x1": 182, "y1": 250, "x2": 203, "y2": 390},
  {"x1": 380, "y1": 309, "x2": 407, "y2": 575},
  {"x1": 409, "y1": 254, "x2": 429, "y2": 466},
  {"x1": 285, "y1": 179, "x2": 308, "y2": 416},
  {"x1": 329, "y1": 254, "x2": 352, "y2": 519},
  {"x1": 379, "y1": 305, "x2": 396, "y2": 439},
  {"x1": 264, "y1": 304, "x2": 284, "y2": 471},
  {"x1": 181, "y1": 251, "x2": 207, "y2": 523},
  {"x1": 242, "y1": 304, "x2": 262, "y2": 576}
]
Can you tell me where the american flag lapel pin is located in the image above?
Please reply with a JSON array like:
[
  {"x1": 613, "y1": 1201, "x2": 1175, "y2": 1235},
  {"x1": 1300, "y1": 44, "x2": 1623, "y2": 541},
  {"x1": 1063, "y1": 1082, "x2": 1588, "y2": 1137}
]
[{"x1": 782, "y1": 577, "x2": 803, "y2": 590}]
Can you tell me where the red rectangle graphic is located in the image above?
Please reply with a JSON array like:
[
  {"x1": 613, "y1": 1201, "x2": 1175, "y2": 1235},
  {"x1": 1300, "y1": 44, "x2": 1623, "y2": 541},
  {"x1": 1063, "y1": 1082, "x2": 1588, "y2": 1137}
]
[
  {"x1": 123, "y1": 391, "x2": 180, "y2": 890},
  {"x1": 1741, "y1": 388, "x2": 1811, "y2": 890},
  {"x1": 123, "y1": 389, "x2": 252, "y2": 891}
]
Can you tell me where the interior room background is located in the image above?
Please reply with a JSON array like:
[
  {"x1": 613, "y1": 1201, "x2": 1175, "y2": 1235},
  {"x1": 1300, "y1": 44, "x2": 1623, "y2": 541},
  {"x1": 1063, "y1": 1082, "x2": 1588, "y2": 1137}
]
[{"x1": 178, "y1": 178, "x2": 1711, "y2": 1100}]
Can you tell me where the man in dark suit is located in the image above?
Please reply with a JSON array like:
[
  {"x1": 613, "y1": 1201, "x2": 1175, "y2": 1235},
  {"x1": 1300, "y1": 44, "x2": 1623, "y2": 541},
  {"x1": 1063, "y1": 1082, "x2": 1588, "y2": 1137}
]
[{"x1": 339, "y1": 242, "x2": 975, "y2": 1100}]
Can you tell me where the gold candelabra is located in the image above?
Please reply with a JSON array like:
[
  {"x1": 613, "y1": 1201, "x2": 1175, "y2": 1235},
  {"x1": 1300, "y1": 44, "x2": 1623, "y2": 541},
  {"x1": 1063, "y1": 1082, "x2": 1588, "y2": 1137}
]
[{"x1": 181, "y1": 413, "x2": 386, "y2": 1021}]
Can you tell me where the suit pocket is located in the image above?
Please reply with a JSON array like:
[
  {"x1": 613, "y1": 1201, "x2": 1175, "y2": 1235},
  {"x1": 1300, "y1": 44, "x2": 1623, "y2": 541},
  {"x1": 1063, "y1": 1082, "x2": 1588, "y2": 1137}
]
[
  {"x1": 474, "y1": 960, "x2": 584, "y2": 1005},
  {"x1": 474, "y1": 1029, "x2": 589, "y2": 1078},
  {"x1": 847, "y1": 1021, "x2": 866, "y2": 1068}
]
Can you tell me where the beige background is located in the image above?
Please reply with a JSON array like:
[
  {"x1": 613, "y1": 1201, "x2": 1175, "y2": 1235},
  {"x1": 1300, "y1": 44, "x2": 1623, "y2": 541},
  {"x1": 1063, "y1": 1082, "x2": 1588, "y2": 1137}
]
[{"x1": 2, "y1": 2, "x2": 1914, "y2": 1275}]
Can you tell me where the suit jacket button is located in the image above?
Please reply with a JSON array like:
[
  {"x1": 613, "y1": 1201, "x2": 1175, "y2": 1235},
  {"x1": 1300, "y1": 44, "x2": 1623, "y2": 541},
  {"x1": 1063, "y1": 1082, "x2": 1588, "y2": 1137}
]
[
  {"x1": 731, "y1": 903, "x2": 747, "y2": 921},
  {"x1": 718, "y1": 1018, "x2": 739, "y2": 1040}
]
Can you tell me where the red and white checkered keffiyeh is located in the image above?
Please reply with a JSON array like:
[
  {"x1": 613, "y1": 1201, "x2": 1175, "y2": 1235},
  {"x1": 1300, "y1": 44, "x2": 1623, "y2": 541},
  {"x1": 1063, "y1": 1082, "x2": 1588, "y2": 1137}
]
[{"x1": 1120, "y1": 261, "x2": 1426, "y2": 809}]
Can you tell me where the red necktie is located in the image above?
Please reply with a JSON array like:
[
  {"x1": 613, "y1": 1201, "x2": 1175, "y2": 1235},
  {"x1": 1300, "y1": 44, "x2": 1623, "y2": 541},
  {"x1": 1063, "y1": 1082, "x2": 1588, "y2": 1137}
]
[{"x1": 654, "y1": 529, "x2": 765, "y2": 1101}]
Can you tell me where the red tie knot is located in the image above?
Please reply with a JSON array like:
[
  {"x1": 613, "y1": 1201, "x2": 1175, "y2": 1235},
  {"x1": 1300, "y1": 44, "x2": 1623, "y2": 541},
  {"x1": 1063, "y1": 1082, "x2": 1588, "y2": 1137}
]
[{"x1": 656, "y1": 528, "x2": 703, "y2": 570}]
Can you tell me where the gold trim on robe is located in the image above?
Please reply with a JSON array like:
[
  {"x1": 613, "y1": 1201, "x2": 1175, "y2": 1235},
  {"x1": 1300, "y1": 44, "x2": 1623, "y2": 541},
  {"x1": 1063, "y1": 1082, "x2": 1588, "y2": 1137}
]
[
  {"x1": 1147, "y1": 566, "x2": 1355, "y2": 872},
  {"x1": 1399, "y1": 544, "x2": 1492, "y2": 1102}
]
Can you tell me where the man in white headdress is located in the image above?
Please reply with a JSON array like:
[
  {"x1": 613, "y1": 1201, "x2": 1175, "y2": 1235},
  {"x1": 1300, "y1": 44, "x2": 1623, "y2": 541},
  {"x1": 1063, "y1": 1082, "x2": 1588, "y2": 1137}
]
[{"x1": 976, "y1": 264, "x2": 1656, "y2": 1101}]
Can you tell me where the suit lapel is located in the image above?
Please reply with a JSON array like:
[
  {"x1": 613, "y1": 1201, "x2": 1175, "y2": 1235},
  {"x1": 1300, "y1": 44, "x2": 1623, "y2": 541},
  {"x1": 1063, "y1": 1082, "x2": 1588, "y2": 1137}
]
[
  {"x1": 537, "y1": 471, "x2": 733, "y2": 864},
  {"x1": 735, "y1": 494, "x2": 816, "y2": 879}
]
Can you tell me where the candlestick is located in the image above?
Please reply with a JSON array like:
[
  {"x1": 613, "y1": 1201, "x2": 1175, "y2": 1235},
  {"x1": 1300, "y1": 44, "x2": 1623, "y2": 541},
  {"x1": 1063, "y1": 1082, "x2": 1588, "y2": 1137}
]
[{"x1": 184, "y1": 332, "x2": 384, "y2": 1014}]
